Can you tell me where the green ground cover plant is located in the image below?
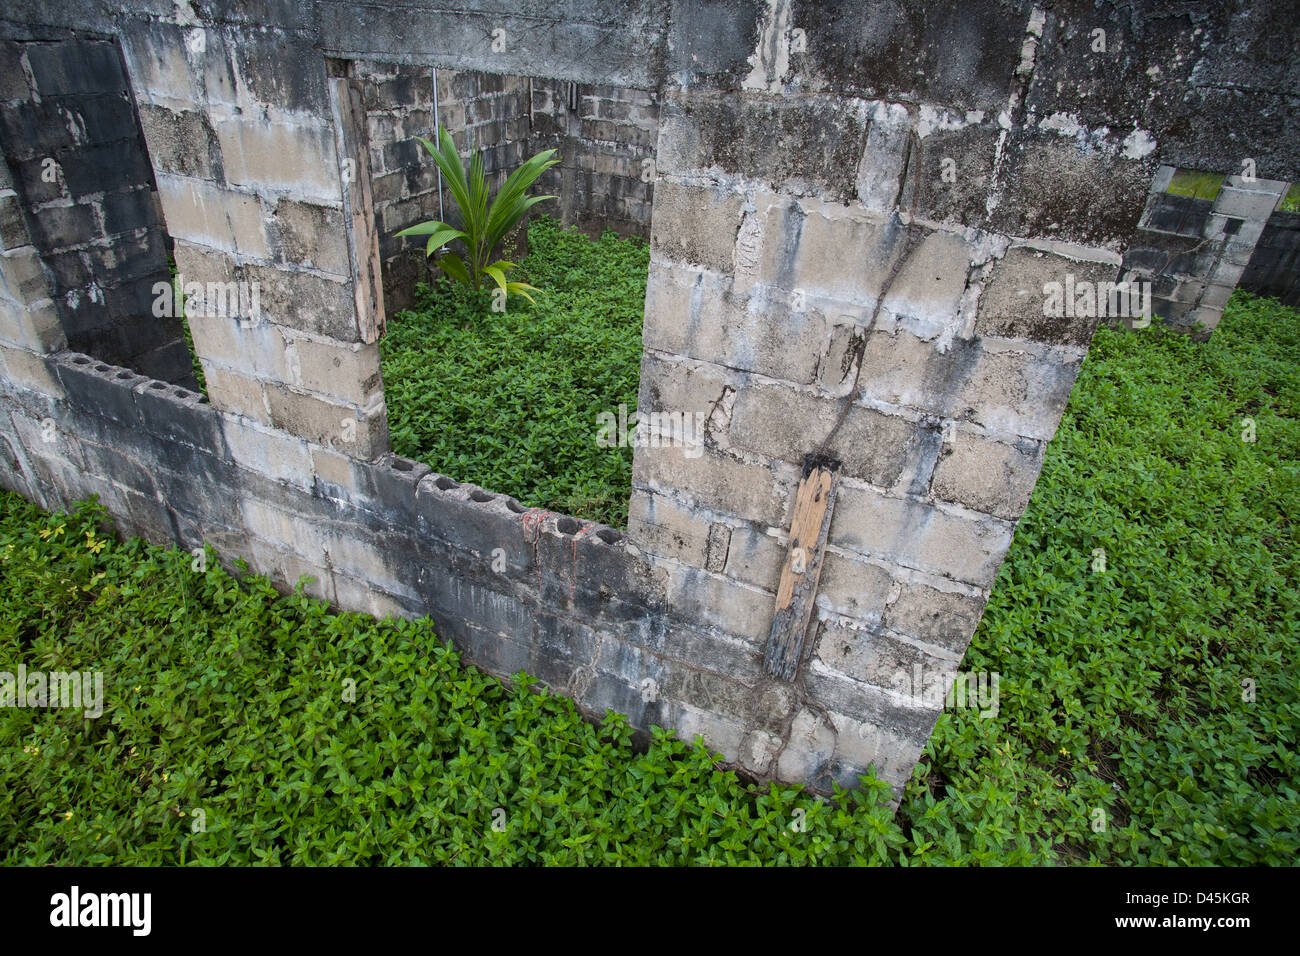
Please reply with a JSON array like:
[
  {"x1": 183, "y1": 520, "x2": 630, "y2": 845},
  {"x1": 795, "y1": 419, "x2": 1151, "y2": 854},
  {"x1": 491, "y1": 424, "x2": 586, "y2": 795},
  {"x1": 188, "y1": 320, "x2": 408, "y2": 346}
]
[
  {"x1": 381, "y1": 216, "x2": 646, "y2": 527},
  {"x1": 1, "y1": 291, "x2": 1296, "y2": 865}
]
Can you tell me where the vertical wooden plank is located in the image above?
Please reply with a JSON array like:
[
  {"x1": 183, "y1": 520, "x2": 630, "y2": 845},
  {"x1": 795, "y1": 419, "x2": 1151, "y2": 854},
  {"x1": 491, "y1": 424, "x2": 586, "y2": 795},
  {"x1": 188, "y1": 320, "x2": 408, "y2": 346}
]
[{"x1": 763, "y1": 456, "x2": 840, "y2": 680}]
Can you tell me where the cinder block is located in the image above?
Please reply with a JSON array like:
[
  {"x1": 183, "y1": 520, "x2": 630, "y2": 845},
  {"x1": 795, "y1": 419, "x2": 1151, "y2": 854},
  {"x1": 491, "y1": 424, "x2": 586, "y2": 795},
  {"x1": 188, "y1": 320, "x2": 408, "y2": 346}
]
[
  {"x1": 825, "y1": 707, "x2": 933, "y2": 795},
  {"x1": 0, "y1": 296, "x2": 65, "y2": 353},
  {"x1": 636, "y1": 351, "x2": 734, "y2": 434},
  {"x1": 975, "y1": 246, "x2": 1117, "y2": 347},
  {"x1": 830, "y1": 482, "x2": 1014, "y2": 587},
  {"x1": 136, "y1": 104, "x2": 220, "y2": 180},
  {"x1": 155, "y1": 175, "x2": 270, "y2": 258},
  {"x1": 241, "y1": 264, "x2": 357, "y2": 341},
  {"x1": 1205, "y1": 260, "x2": 1245, "y2": 289},
  {"x1": 650, "y1": 179, "x2": 742, "y2": 273},
  {"x1": 657, "y1": 92, "x2": 867, "y2": 202},
  {"x1": 0, "y1": 247, "x2": 52, "y2": 305},
  {"x1": 204, "y1": 364, "x2": 271, "y2": 423},
  {"x1": 773, "y1": 706, "x2": 839, "y2": 783},
  {"x1": 0, "y1": 191, "x2": 30, "y2": 251},
  {"x1": 25, "y1": 39, "x2": 126, "y2": 97},
  {"x1": 311, "y1": 445, "x2": 356, "y2": 492},
  {"x1": 882, "y1": 581, "x2": 987, "y2": 654},
  {"x1": 930, "y1": 431, "x2": 1044, "y2": 520},
  {"x1": 856, "y1": 331, "x2": 1080, "y2": 442},
  {"x1": 215, "y1": 118, "x2": 341, "y2": 203},
  {"x1": 1196, "y1": 282, "x2": 1236, "y2": 311},
  {"x1": 272, "y1": 199, "x2": 350, "y2": 276},
  {"x1": 223, "y1": 414, "x2": 315, "y2": 488},
  {"x1": 356, "y1": 454, "x2": 431, "y2": 522},
  {"x1": 1213, "y1": 185, "x2": 1283, "y2": 221},
  {"x1": 290, "y1": 339, "x2": 382, "y2": 406},
  {"x1": 815, "y1": 551, "x2": 896, "y2": 621},
  {"x1": 728, "y1": 380, "x2": 920, "y2": 487},
  {"x1": 661, "y1": 561, "x2": 774, "y2": 643},
  {"x1": 633, "y1": 443, "x2": 794, "y2": 529},
  {"x1": 879, "y1": 229, "x2": 973, "y2": 342},
  {"x1": 0, "y1": 344, "x2": 62, "y2": 397},
  {"x1": 815, "y1": 620, "x2": 957, "y2": 696},
  {"x1": 955, "y1": 344, "x2": 1080, "y2": 441},
  {"x1": 265, "y1": 385, "x2": 388, "y2": 460},
  {"x1": 119, "y1": 23, "x2": 202, "y2": 108},
  {"x1": 721, "y1": 524, "x2": 786, "y2": 591},
  {"x1": 627, "y1": 488, "x2": 713, "y2": 566},
  {"x1": 132, "y1": 377, "x2": 225, "y2": 453},
  {"x1": 756, "y1": 192, "x2": 906, "y2": 307},
  {"x1": 187, "y1": 313, "x2": 293, "y2": 384},
  {"x1": 50, "y1": 354, "x2": 144, "y2": 427},
  {"x1": 642, "y1": 261, "x2": 839, "y2": 386}
]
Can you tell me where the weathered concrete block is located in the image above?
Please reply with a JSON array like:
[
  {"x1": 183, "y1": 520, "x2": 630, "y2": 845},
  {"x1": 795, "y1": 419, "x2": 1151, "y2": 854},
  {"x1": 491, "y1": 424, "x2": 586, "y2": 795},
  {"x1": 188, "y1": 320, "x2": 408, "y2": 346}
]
[
  {"x1": 1213, "y1": 184, "x2": 1284, "y2": 221},
  {"x1": 912, "y1": 119, "x2": 1001, "y2": 227},
  {"x1": 413, "y1": 474, "x2": 534, "y2": 570},
  {"x1": 204, "y1": 365, "x2": 270, "y2": 423},
  {"x1": 627, "y1": 488, "x2": 713, "y2": 566},
  {"x1": 291, "y1": 339, "x2": 382, "y2": 406},
  {"x1": 954, "y1": 342, "x2": 1081, "y2": 442},
  {"x1": 816, "y1": 551, "x2": 896, "y2": 622},
  {"x1": 878, "y1": 229, "x2": 973, "y2": 343},
  {"x1": 50, "y1": 353, "x2": 144, "y2": 427},
  {"x1": 222, "y1": 414, "x2": 314, "y2": 488},
  {"x1": 774, "y1": 706, "x2": 840, "y2": 785},
  {"x1": 0, "y1": 296, "x2": 65, "y2": 353},
  {"x1": 642, "y1": 261, "x2": 840, "y2": 386},
  {"x1": 272, "y1": 199, "x2": 350, "y2": 276},
  {"x1": 662, "y1": 561, "x2": 773, "y2": 643},
  {"x1": 930, "y1": 431, "x2": 1044, "y2": 520},
  {"x1": 658, "y1": 91, "x2": 868, "y2": 202},
  {"x1": 883, "y1": 581, "x2": 988, "y2": 654},
  {"x1": 855, "y1": 100, "x2": 912, "y2": 214},
  {"x1": 830, "y1": 482, "x2": 1015, "y2": 587},
  {"x1": 650, "y1": 179, "x2": 742, "y2": 273},
  {"x1": 215, "y1": 117, "x2": 341, "y2": 203},
  {"x1": 119, "y1": 22, "x2": 202, "y2": 109},
  {"x1": 989, "y1": 131, "x2": 1152, "y2": 247},
  {"x1": 975, "y1": 245, "x2": 1117, "y2": 347},
  {"x1": 155, "y1": 175, "x2": 270, "y2": 258},
  {"x1": 0, "y1": 247, "x2": 52, "y2": 305},
  {"x1": 136, "y1": 104, "x2": 220, "y2": 180},
  {"x1": 637, "y1": 351, "x2": 735, "y2": 425},
  {"x1": 265, "y1": 385, "x2": 388, "y2": 460},
  {"x1": 729, "y1": 380, "x2": 921, "y2": 487},
  {"x1": 855, "y1": 331, "x2": 1082, "y2": 442},
  {"x1": 755, "y1": 193, "x2": 907, "y2": 310},
  {"x1": 721, "y1": 524, "x2": 785, "y2": 591},
  {"x1": 0, "y1": 344, "x2": 62, "y2": 397},
  {"x1": 132, "y1": 377, "x2": 225, "y2": 453},
  {"x1": 633, "y1": 442, "x2": 794, "y2": 529},
  {"x1": 187, "y1": 313, "x2": 292, "y2": 384},
  {"x1": 0, "y1": 191, "x2": 28, "y2": 252},
  {"x1": 241, "y1": 265, "x2": 357, "y2": 341},
  {"x1": 815, "y1": 620, "x2": 958, "y2": 697}
]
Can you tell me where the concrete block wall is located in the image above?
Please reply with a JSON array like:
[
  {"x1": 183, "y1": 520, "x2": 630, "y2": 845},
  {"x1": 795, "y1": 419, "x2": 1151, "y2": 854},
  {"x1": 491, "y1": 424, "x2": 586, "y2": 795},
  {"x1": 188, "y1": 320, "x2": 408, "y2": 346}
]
[
  {"x1": 115, "y1": 12, "x2": 389, "y2": 463},
  {"x1": 0, "y1": 0, "x2": 1296, "y2": 803},
  {"x1": 1241, "y1": 207, "x2": 1300, "y2": 307},
  {"x1": 354, "y1": 60, "x2": 443, "y2": 313},
  {"x1": 634, "y1": 60, "x2": 1126, "y2": 788},
  {"x1": 530, "y1": 79, "x2": 659, "y2": 239},
  {"x1": 0, "y1": 35, "x2": 194, "y2": 387},
  {"x1": 352, "y1": 62, "x2": 657, "y2": 310},
  {"x1": 1122, "y1": 165, "x2": 1290, "y2": 334}
]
